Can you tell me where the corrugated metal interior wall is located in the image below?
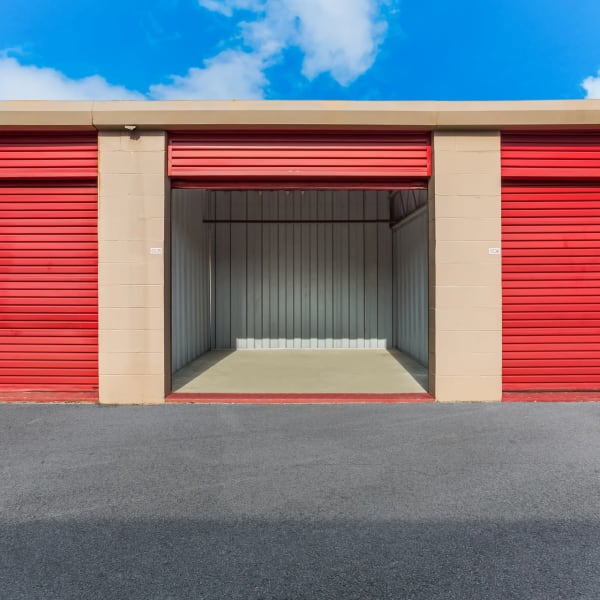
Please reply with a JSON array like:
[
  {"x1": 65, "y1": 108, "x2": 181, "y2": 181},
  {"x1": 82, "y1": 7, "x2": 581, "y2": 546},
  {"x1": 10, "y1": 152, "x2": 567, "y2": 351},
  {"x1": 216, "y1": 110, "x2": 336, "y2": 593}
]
[
  {"x1": 211, "y1": 189, "x2": 393, "y2": 349},
  {"x1": 171, "y1": 189, "x2": 429, "y2": 372},
  {"x1": 393, "y1": 206, "x2": 429, "y2": 365},
  {"x1": 171, "y1": 189, "x2": 212, "y2": 372}
]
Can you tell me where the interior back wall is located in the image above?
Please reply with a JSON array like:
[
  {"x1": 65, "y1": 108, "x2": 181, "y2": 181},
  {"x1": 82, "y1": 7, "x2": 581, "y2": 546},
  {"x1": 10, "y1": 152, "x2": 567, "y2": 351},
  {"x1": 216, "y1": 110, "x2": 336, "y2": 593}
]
[{"x1": 211, "y1": 189, "x2": 394, "y2": 349}]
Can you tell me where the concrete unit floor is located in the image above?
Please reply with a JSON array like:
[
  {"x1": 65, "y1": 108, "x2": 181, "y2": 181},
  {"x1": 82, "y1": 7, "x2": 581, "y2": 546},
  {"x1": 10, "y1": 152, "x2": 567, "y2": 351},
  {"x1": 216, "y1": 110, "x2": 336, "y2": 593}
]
[{"x1": 172, "y1": 348, "x2": 428, "y2": 394}]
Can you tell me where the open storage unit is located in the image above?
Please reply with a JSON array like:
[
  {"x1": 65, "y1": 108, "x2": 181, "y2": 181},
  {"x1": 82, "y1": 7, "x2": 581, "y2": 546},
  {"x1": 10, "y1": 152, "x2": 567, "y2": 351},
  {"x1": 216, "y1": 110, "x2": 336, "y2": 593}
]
[
  {"x1": 167, "y1": 130, "x2": 431, "y2": 397},
  {"x1": 170, "y1": 187, "x2": 429, "y2": 395}
]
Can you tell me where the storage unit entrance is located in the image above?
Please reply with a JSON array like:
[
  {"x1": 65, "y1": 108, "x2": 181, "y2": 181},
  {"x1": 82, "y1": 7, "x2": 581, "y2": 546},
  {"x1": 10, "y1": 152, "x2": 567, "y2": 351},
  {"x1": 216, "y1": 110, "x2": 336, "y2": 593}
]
[
  {"x1": 167, "y1": 130, "x2": 431, "y2": 397},
  {"x1": 170, "y1": 188, "x2": 429, "y2": 394},
  {"x1": 0, "y1": 133, "x2": 98, "y2": 401},
  {"x1": 502, "y1": 132, "x2": 600, "y2": 392}
]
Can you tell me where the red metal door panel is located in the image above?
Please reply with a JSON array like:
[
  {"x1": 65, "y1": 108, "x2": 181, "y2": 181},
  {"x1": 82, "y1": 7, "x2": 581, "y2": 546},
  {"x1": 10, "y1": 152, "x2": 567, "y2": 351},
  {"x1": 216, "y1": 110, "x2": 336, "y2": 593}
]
[
  {"x1": 168, "y1": 131, "x2": 431, "y2": 188},
  {"x1": 502, "y1": 133, "x2": 600, "y2": 180},
  {"x1": 0, "y1": 133, "x2": 97, "y2": 179},
  {"x1": 0, "y1": 184, "x2": 98, "y2": 391},
  {"x1": 502, "y1": 183, "x2": 600, "y2": 391}
]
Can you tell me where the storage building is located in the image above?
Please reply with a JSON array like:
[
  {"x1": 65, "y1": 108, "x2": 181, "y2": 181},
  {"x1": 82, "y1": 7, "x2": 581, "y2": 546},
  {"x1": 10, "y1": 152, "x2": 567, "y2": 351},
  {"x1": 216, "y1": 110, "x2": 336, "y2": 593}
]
[{"x1": 1, "y1": 100, "x2": 599, "y2": 403}]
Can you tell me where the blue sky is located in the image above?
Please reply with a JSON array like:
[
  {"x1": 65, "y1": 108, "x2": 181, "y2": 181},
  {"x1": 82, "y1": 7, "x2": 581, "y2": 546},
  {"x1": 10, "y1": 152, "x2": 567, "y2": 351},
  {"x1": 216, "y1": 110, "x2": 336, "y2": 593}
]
[{"x1": 1, "y1": 0, "x2": 600, "y2": 100}]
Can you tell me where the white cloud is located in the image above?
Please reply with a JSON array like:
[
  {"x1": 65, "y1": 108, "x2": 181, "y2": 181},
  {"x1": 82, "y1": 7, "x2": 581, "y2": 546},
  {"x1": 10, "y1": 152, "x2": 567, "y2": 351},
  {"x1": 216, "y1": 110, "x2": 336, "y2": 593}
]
[
  {"x1": 0, "y1": 52, "x2": 264, "y2": 101},
  {"x1": 149, "y1": 50, "x2": 267, "y2": 99},
  {"x1": 255, "y1": 0, "x2": 387, "y2": 85},
  {"x1": 197, "y1": 0, "x2": 264, "y2": 17},
  {"x1": 0, "y1": 1, "x2": 392, "y2": 101},
  {"x1": 201, "y1": 0, "x2": 391, "y2": 86},
  {"x1": 0, "y1": 56, "x2": 143, "y2": 100},
  {"x1": 582, "y1": 70, "x2": 600, "y2": 98}
]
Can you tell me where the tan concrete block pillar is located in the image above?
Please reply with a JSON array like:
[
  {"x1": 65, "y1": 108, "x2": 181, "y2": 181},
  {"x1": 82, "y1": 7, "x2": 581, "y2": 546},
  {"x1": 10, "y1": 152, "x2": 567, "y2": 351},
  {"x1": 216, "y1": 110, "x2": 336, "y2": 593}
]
[
  {"x1": 431, "y1": 131, "x2": 502, "y2": 402},
  {"x1": 98, "y1": 131, "x2": 168, "y2": 404}
]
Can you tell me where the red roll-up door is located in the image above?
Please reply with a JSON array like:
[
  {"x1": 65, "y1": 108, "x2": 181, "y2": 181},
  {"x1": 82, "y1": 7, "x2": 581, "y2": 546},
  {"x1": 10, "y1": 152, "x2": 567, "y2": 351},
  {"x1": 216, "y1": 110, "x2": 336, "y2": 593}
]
[
  {"x1": 0, "y1": 133, "x2": 98, "y2": 179},
  {"x1": 502, "y1": 132, "x2": 600, "y2": 180},
  {"x1": 0, "y1": 133, "x2": 98, "y2": 399},
  {"x1": 168, "y1": 131, "x2": 431, "y2": 188},
  {"x1": 502, "y1": 132, "x2": 600, "y2": 392},
  {"x1": 502, "y1": 182, "x2": 600, "y2": 391}
]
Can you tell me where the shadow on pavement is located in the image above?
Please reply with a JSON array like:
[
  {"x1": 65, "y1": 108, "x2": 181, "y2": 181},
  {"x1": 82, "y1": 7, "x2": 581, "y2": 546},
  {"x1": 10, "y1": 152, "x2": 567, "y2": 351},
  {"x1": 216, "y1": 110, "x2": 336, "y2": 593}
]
[{"x1": 2, "y1": 517, "x2": 599, "y2": 599}]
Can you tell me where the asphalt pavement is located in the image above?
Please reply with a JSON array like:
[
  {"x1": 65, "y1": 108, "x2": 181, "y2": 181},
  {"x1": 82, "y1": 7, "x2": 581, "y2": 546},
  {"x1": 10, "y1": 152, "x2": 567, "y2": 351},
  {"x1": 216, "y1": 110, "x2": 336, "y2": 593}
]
[{"x1": 1, "y1": 402, "x2": 600, "y2": 599}]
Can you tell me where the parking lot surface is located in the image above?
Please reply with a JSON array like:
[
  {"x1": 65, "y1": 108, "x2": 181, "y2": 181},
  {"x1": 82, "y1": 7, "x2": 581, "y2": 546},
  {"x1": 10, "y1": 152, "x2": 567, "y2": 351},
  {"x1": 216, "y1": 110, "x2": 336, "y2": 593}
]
[{"x1": 1, "y1": 403, "x2": 599, "y2": 599}]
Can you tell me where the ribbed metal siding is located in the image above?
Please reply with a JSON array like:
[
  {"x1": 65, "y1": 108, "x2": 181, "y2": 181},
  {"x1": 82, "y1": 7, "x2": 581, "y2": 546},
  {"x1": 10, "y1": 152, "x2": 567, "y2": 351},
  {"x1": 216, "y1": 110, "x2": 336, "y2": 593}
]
[
  {"x1": 210, "y1": 190, "x2": 393, "y2": 348},
  {"x1": 502, "y1": 133, "x2": 600, "y2": 180},
  {"x1": 393, "y1": 206, "x2": 428, "y2": 366},
  {"x1": 0, "y1": 184, "x2": 98, "y2": 390},
  {"x1": 0, "y1": 133, "x2": 97, "y2": 179},
  {"x1": 168, "y1": 131, "x2": 431, "y2": 186},
  {"x1": 503, "y1": 184, "x2": 600, "y2": 391},
  {"x1": 171, "y1": 189, "x2": 212, "y2": 372}
]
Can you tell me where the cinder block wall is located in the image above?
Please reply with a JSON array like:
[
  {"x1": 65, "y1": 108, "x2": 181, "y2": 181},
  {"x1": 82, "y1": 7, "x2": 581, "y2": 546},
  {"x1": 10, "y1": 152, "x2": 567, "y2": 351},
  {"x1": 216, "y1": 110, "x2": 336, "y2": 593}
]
[
  {"x1": 98, "y1": 131, "x2": 168, "y2": 404},
  {"x1": 430, "y1": 131, "x2": 502, "y2": 402}
]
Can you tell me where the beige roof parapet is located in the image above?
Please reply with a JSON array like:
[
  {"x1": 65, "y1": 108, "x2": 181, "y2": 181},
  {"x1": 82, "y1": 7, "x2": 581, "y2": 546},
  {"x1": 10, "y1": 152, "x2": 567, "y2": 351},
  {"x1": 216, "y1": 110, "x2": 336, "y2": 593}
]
[{"x1": 0, "y1": 99, "x2": 600, "y2": 130}]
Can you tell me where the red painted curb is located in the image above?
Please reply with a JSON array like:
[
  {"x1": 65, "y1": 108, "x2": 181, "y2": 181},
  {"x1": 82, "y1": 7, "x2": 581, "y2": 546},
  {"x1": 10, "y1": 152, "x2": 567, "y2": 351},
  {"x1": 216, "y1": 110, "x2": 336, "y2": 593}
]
[
  {"x1": 502, "y1": 392, "x2": 600, "y2": 403},
  {"x1": 166, "y1": 392, "x2": 434, "y2": 404}
]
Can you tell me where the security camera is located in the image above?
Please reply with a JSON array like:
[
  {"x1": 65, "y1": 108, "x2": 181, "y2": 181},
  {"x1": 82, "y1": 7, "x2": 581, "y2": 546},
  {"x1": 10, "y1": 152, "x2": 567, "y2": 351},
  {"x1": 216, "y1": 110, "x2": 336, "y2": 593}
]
[{"x1": 124, "y1": 125, "x2": 137, "y2": 132}]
